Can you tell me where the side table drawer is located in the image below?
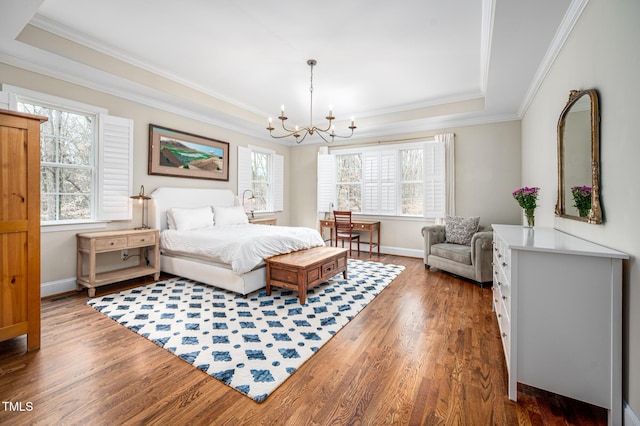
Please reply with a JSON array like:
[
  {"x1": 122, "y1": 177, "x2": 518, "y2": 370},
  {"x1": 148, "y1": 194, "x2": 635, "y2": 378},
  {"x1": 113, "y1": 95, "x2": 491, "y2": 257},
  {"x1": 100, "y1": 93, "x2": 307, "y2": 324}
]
[
  {"x1": 128, "y1": 232, "x2": 156, "y2": 247},
  {"x1": 95, "y1": 237, "x2": 127, "y2": 251}
]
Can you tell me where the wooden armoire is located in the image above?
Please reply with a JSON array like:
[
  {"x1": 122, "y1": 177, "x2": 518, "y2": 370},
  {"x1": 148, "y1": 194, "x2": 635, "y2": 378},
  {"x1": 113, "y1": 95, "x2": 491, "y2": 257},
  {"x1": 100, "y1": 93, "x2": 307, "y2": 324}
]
[{"x1": 0, "y1": 109, "x2": 46, "y2": 351}]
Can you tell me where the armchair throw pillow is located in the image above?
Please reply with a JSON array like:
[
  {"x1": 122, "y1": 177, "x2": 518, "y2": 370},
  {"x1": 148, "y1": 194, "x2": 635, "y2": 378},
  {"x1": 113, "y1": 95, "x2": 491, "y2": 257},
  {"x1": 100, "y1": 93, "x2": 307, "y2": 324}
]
[{"x1": 445, "y1": 215, "x2": 480, "y2": 245}]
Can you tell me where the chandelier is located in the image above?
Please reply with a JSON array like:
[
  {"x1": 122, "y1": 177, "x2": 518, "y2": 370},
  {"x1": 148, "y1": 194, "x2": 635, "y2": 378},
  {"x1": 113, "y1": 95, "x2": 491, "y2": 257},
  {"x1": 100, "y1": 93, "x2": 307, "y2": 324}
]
[{"x1": 267, "y1": 59, "x2": 356, "y2": 144}]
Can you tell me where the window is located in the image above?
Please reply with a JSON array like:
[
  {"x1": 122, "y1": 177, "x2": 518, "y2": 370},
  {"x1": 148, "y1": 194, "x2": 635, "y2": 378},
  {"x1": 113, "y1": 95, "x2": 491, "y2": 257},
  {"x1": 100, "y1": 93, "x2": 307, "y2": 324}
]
[
  {"x1": 318, "y1": 139, "x2": 451, "y2": 218},
  {"x1": 251, "y1": 150, "x2": 271, "y2": 212},
  {"x1": 401, "y1": 148, "x2": 424, "y2": 215},
  {"x1": 336, "y1": 153, "x2": 361, "y2": 212},
  {"x1": 238, "y1": 145, "x2": 283, "y2": 213},
  {"x1": 17, "y1": 102, "x2": 95, "y2": 222},
  {"x1": 3, "y1": 85, "x2": 134, "y2": 227}
]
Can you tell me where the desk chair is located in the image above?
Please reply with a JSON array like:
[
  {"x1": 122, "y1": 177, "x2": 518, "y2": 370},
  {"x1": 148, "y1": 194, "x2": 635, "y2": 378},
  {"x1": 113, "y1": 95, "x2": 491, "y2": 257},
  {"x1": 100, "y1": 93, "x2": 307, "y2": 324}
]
[{"x1": 333, "y1": 211, "x2": 360, "y2": 256}]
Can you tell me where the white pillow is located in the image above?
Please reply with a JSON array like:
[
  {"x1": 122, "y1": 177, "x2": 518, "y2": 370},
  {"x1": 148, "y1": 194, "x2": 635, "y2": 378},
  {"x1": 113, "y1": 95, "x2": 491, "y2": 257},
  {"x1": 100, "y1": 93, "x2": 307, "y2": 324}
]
[
  {"x1": 168, "y1": 206, "x2": 214, "y2": 231},
  {"x1": 214, "y1": 205, "x2": 249, "y2": 227}
]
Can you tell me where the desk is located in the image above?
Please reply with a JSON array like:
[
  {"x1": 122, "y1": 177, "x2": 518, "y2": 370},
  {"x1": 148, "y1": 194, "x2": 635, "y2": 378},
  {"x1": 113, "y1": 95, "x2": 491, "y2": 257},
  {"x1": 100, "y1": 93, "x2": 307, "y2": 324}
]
[{"x1": 319, "y1": 219, "x2": 381, "y2": 257}]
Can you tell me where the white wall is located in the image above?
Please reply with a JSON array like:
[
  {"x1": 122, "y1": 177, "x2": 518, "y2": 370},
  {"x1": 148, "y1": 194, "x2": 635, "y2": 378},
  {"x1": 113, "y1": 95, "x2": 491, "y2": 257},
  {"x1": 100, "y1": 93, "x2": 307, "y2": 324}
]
[
  {"x1": 289, "y1": 120, "x2": 523, "y2": 254},
  {"x1": 521, "y1": 0, "x2": 640, "y2": 416},
  {"x1": 0, "y1": 62, "x2": 289, "y2": 294}
]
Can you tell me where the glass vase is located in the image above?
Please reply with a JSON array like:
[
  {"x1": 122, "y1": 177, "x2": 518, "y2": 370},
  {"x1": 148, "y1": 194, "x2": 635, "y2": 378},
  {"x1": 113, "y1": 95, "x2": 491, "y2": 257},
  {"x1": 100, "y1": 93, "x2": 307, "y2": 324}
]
[
  {"x1": 578, "y1": 208, "x2": 590, "y2": 218},
  {"x1": 523, "y1": 209, "x2": 535, "y2": 228}
]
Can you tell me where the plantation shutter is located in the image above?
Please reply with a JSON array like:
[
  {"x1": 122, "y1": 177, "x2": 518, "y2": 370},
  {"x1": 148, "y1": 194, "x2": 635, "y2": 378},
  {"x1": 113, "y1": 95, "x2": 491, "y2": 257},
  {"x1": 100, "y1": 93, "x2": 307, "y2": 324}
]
[
  {"x1": 237, "y1": 146, "x2": 251, "y2": 205},
  {"x1": 97, "y1": 114, "x2": 133, "y2": 220},
  {"x1": 379, "y1": 150, "x2": 396, "y2": 214},
  {"x1": 363, "y1": 150, "x2": 396, "y2": 215},
  {"x1": 362, "y1": 152, "x2": 378, "y2": 213},
  {"x1": 423, "y1": 141, "x2": 446, "y2": 218},
  {"x1": 273, "y1": 153, "x2": 284, "y2": 212},
  {"x1": 317, "y1": 153, "x2": 335, "y2": 213}
]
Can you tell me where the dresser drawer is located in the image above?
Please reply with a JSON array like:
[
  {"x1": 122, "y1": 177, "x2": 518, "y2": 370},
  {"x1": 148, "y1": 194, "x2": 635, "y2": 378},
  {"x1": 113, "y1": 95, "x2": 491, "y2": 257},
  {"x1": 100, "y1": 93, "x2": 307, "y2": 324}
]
[
  {"x1": 128, "y1": 232, "x2": 156, "y2": 247},
  {"x1": 493, "y1": 233, "x2": 511, "y2": 280},
  {"x1": 498, "y1": 303, "x2": 511, "y2": 367},
  {"x1": 495, "y1": 268, "x2": 511, "y2": 317},
  {"x1": 95, "y1": 237, "x2": 128, "y2": 251}
]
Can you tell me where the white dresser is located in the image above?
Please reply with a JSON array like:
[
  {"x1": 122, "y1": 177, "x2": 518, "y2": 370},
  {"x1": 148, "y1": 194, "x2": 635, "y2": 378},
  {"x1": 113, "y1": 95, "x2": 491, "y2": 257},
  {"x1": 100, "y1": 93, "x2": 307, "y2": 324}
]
[{"x1": 491, "y1": 224, "x2": 627, "y2": 426}]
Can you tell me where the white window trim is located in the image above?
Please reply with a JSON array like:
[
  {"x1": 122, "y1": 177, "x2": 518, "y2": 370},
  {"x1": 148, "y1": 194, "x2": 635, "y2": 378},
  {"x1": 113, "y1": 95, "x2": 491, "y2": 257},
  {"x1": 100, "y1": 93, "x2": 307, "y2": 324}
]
[
  {"x1": 237, "y1": 145, "x2": 284, "y2": 213},
  {"x1": 319, "y1": 139, "x2": 452, "y2": 219},
  {"x1": 2, "y1": 84, "x2": 133, "y2": 231}
]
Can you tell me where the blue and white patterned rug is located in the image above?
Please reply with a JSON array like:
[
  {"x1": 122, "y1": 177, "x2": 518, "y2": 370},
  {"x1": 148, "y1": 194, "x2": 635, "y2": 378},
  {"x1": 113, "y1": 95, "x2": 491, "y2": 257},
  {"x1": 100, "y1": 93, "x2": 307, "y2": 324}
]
[{"x1": 87, "y1": 259, "x2": 404, "y2": 402}]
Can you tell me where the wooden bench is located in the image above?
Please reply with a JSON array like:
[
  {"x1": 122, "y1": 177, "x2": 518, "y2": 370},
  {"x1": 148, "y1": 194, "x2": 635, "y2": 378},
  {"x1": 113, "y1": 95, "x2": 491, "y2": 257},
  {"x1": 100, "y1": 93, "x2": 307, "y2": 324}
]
[{"x1": 265, "y1": 246, "x2": 348, "y2": 304}]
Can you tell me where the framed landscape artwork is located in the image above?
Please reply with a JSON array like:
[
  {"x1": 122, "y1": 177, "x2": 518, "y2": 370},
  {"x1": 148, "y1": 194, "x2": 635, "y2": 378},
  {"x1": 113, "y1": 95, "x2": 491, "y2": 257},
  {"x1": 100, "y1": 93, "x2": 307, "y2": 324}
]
[{"x1": 148, "y1": 124, "x2": 230, "y2": 181}]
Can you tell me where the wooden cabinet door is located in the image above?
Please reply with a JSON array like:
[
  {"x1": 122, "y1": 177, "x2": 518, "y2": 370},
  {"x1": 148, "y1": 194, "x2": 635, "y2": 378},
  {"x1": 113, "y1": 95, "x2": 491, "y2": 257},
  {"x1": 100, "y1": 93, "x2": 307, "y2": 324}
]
[{"x1": 0, "y1": 110, "x2": 46, "y2": 351}]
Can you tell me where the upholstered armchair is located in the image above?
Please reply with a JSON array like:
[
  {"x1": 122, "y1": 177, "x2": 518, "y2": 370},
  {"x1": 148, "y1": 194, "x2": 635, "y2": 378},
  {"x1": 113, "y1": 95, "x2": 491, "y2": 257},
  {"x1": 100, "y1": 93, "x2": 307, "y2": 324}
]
[{"x1": 421, "y1": 222, "x2": 493, "y2": 287}]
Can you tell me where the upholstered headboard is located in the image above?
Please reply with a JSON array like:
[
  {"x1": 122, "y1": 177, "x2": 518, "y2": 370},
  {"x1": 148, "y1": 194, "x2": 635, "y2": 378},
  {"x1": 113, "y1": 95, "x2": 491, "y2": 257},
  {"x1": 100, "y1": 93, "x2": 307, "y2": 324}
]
[{"x1": 148, "y1": 187, "x2": 240, "y2": 231}]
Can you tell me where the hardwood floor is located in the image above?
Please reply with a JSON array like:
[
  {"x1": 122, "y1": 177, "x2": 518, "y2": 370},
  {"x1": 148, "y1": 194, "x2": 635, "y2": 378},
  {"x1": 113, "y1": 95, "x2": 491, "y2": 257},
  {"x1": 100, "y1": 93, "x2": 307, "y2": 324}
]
[{"x1": 0, "y1": 255, "x2": 607, "y2": 425}]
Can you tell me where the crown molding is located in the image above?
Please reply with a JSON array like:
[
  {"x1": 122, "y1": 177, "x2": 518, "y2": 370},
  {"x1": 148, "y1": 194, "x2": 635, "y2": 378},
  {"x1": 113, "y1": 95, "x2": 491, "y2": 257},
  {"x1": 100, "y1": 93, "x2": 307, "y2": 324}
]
[
  {"x1": 518, "y1": 0, "x2": 589, "y2": 117},
  {"x1": 480, "y1": 0, "x2": 495, "y2": 94}
]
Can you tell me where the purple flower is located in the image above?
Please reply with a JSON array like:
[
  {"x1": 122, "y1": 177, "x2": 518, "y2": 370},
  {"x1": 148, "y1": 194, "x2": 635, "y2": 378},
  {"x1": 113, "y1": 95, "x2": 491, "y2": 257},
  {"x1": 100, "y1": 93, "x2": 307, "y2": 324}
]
[
  {"x1": 512, "y1": 186, "x2": 540, "y2": 211},
  {"x1": 571, "y1": 185, "x2": 592, "y2": 214}
]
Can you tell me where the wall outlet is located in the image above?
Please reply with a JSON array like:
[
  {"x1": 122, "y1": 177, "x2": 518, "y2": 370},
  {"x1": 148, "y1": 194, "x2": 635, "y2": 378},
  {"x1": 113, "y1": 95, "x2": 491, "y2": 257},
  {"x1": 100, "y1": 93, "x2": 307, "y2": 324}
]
[{"x1": 121, "y1": 250, "x2": 128, "y2": 261}]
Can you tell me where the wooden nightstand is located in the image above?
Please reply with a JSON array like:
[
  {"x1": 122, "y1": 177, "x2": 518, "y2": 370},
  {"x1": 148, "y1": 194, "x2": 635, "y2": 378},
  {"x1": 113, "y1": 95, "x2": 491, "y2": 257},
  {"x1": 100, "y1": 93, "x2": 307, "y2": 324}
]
[
  {"x1": 249, "y1": 217, "x2": 277, "y2": 225},
  {"x1": 76, "y1": 229, "x2": 160, "y2": 297}
]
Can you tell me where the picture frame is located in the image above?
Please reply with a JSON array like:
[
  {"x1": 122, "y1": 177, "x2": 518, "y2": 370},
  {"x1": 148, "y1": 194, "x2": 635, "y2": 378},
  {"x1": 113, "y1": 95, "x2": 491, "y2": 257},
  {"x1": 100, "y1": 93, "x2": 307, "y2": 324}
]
[{"x1": 148, "y1": 124, "x2": 230, "y2": 181}]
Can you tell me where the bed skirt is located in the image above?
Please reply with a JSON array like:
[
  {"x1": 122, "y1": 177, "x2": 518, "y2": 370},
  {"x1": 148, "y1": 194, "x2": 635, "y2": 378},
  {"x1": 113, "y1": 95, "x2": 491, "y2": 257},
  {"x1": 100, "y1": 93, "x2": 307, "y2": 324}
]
[{"x1": 160, "y1": 253, "x2": 266, "y2": 296}]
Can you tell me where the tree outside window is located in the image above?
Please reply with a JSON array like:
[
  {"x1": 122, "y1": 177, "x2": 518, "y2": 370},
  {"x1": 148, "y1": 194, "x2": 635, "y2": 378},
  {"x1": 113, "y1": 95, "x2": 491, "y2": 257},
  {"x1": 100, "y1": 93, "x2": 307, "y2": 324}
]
[
  {"x1": 251, "y1": 150, "x2": 271, "y2": 212},
  {"x1": 17, "y1": 101, "x2": 95, "y2": 222},
  {"x1": 336, "y1": 153, "x2": 362, "y2": 212},
  {"x1": 401, "y1": 148, "x2": 423, "y2": 215}
]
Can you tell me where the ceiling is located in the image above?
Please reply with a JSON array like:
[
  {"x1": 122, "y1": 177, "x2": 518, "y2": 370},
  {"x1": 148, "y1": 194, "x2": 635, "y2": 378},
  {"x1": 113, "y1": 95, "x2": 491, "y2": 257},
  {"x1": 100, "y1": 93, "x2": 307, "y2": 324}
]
[{"x1": 0, "y1": 0, "x2": 578, "y2": 144}]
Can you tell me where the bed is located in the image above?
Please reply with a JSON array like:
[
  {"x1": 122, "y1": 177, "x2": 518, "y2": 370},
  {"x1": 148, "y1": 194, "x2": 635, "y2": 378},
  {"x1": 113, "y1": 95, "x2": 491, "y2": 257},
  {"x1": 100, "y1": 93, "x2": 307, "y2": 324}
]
[{"x1": 148, "y1": 187, "x2": 324, "y2": 295}]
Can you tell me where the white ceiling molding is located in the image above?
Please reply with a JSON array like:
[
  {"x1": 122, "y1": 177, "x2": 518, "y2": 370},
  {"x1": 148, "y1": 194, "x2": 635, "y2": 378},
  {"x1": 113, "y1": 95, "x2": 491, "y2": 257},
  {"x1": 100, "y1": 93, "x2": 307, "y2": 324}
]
[
  {"x1": 480, "y1": 0, "x2": 495, "y2": 94},
  {"x1": 518, "y1": 0, "x2": 590, "y2": 117},
  {"x1": 0, "y1": 1, "x2": 576, "y2": 145}
]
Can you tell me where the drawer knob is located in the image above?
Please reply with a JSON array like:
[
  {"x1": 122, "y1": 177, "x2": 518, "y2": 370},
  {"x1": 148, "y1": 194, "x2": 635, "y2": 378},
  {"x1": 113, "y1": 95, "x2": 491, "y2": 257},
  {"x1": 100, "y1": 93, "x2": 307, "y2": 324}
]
[
  {"x1": 502, "y1": 332, "x2": 507, "y2": 338},
  {"x1": 498, "y1": 281, "x2": 502, "y2": 286},
  {"x1": 498, "y1": 253, "x2": 502, "y2": 258},
  {"x1": 498, "y1": 313, "x2": 502, "y2": 318},
  {"x1": 110, "y1": 242, "x2": 114, "y2": 245},
  {"x1": 141, "y1": 238, "x2": 145, "y2": 242},
  {"x1": 502, "y1": 295, "x2": 507, "y2": 300},
  {"x1": 502, "y1": 262, "x2": 507, "y2": 267}
]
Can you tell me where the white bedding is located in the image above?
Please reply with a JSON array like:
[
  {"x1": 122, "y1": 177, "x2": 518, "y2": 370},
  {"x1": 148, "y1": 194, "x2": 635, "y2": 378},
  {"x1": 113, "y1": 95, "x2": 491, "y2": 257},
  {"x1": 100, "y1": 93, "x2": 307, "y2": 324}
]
[{"x1": 160, "y1": 224, "x2": 325, "y2": 274}]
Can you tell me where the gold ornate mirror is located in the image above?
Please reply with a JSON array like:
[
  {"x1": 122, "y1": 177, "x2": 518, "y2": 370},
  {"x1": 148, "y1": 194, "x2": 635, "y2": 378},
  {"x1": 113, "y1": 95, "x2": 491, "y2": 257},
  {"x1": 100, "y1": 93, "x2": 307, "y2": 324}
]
[{"x1": 555, "y1": 89, "x2": 602, "y2": 223}]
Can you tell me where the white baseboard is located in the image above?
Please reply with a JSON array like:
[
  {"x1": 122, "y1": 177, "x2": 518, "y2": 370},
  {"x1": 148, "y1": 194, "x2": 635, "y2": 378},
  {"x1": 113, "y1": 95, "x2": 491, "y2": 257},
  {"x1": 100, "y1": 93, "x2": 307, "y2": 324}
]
[
  {"x1": 41, "y1": 246, "x2": 423, "y2": 298},
  {"x1": 626, "y1": 401, "x2": 640, "y2": 426},
  {"x1": 354, "y1": 243, "x2": 422, "y2": 259},
  {"x1": 41, "y1": 277, "x2": 77, "y2": 298}
]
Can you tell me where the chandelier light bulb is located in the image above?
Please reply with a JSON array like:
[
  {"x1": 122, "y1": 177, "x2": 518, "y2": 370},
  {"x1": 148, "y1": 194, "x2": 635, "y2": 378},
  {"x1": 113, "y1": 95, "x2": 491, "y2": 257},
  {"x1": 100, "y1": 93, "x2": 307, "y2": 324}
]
[{"x1": 266, "y1": 59, "x2": 356, "y2": 144}]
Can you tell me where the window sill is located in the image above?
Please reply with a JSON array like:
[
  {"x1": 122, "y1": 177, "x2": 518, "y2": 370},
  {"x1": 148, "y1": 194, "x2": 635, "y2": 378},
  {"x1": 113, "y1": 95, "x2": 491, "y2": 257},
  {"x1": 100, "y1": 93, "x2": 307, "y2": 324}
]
[
  {"x1": 41, "y1": 221, "x2": 108, "y2": 233},
  {"x1": 350, "y1": 214, "x2": 433, "y2": 223}
]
